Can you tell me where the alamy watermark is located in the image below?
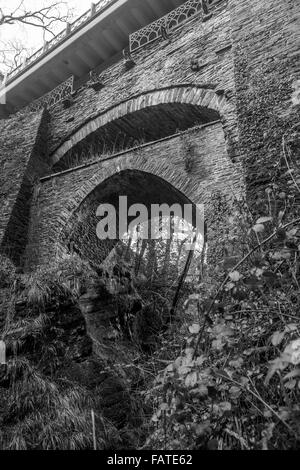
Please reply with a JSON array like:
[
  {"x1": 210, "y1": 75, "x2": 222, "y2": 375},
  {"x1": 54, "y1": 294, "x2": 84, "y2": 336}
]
[{"x1": 96, "y1": 196, "x2": 204, "y2": 249}]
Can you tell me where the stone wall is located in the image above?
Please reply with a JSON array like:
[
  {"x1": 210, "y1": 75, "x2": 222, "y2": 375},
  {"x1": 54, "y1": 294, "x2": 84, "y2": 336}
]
[
  {"x1": 0, "y1": 109, "x2": 49, "y2": 264},
  {"x1": 0, "y1": 0, "x2": 299, "y2": 269},
  {"x1": 41, "y1": 3, "x2": 239, "y2": 164},
  {"x1": 25, "y1": 122, "x2": 243, "y2": 268},
  {"x1": 230, "y1": 0, "x2": 300, "y2": 211}
]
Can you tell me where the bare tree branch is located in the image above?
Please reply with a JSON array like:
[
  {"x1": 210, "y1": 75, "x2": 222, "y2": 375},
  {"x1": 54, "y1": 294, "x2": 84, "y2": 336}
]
[
  {"x1": 0, "y1": 39, "x2": 34, "y2": 72},
  {"x1": 0, "y1": 1, "x2": 73, "y2": 74},
  {"x1": 0, "y1": 1, "x2": 70, "y2": 31}
]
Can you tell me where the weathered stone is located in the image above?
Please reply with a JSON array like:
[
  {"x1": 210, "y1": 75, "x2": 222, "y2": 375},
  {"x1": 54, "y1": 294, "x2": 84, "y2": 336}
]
[{"x1": 0, "y1": 0, "x2": 298, "y2": 279}]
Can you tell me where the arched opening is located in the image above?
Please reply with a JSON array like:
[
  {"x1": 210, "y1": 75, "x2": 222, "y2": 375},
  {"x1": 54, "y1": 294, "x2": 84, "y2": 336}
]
[
  {"x1": 61, "y1": 169, "x2": 203, "y2": 263},
  {"x1": 25, "y1": 85, "x2": 234, "y2": 352},
  {"x1": 60, "y1": 170, "x2": 205, "y2": 352},
  {"x1": 50, "y1": 86, "x2": 225, "y2": 172}
]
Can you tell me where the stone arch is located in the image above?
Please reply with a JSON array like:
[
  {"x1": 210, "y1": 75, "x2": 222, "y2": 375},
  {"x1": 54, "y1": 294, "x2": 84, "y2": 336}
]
[
  {"x1": 51, "y1": 85, "x2": 228, "y2": 165},
  {"x1": 60, "y1": 167, "x2": 203, "y2": 267},
  {"x1": 25, "y1": 112, "x2": 244, "y2": 270},
  {"x1": 56, "y1": 151, "x2": 204, "y2": 262},
  {"x1": 26, "y1": 90, "x2": 241, "y2": 266},
  {"x1": 26, "y1": 104, "x2": 242, "y2": 270}
]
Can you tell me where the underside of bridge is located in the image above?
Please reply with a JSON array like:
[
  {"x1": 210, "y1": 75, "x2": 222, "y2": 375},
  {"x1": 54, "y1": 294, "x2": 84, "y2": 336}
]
[{"x1": 52, "y1": 101, "x2": 220, "y2": 173}]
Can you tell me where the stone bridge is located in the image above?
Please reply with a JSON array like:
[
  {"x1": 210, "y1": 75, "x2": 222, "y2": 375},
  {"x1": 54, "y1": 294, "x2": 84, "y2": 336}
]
[{"x1": 0, "y1": 0, "x2": 298, "y2": 270}]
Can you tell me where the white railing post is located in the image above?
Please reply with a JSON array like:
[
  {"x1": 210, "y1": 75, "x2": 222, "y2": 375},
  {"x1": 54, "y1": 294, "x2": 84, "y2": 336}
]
[
  {"x1": 0, "y1": 340, "x2": 6, "y2": 365},
  {"x1": 66, "y1": 22, "x2": 71, "y2": 35}
]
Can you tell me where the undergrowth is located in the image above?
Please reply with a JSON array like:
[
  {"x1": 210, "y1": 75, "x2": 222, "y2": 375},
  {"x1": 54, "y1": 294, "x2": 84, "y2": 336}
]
[
  {"x1": 0, "y1": 255, "x2": 125, "y2": 450},
  {"x1": 0, "y1": 129, "x2": 300, "y2": 449},
  {"x1": 139, "y1": 133, "x2": 300, "y2": 450}
]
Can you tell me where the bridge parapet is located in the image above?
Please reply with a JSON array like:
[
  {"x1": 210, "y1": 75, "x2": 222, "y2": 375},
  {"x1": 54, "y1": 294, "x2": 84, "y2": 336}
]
[
  {"x1": 129, "y1": 0, "x2": 225, "y2": 52},
  {"x1": 3, "y1": 0, "x2": 229, "y2": 116},
  {"x1": 18, "y1": 76, "x2": 74, "y2": 114},
  {"x1": 6, "y1": 0, "x2": 116, "y2": 85}
]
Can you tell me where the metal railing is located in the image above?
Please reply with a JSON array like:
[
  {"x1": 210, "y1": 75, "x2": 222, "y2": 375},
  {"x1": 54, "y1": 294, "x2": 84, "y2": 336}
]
[
  {"x1": 10, "y1": 0, "x2": 226, "y2": 114},
  {"x1": 129, "y1": 0, "x2": 225, "y2": 52},
  {"x1": 130, "y1": 0, "x2": 201, "y2": 52},
  {"x1": 6, "y1": 0, "x2": 116, "y2": 84},
  {"x1": 17, "y1": 76, "x2": 74, "y2": 114}
]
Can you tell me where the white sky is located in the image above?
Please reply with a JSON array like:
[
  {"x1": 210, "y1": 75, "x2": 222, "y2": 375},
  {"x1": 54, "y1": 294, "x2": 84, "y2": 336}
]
[{"x1": 0, "y1": 1, "x2": 91, "y2": 70}]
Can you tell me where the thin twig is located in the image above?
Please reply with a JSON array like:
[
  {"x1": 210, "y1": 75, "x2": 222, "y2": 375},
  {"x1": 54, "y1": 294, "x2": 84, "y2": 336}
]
[
  {"x1": 229, "y1": 309, "x2": 299, "y2": 321},
  {"x1": 170, "y1": 233, "x2": 197, "y2": 317},
  {"x1": 91, "y1": 409, "x2": 97, "y2": 450},
  {"x1": 225, "y1": 428, "x2": 250, "y2": 450}
]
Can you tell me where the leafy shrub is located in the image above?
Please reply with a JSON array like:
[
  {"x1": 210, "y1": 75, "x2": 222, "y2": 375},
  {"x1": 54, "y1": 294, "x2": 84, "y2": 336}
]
[{"x1": 142, "y1": 162, "x2": 300, "y2": 450}]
